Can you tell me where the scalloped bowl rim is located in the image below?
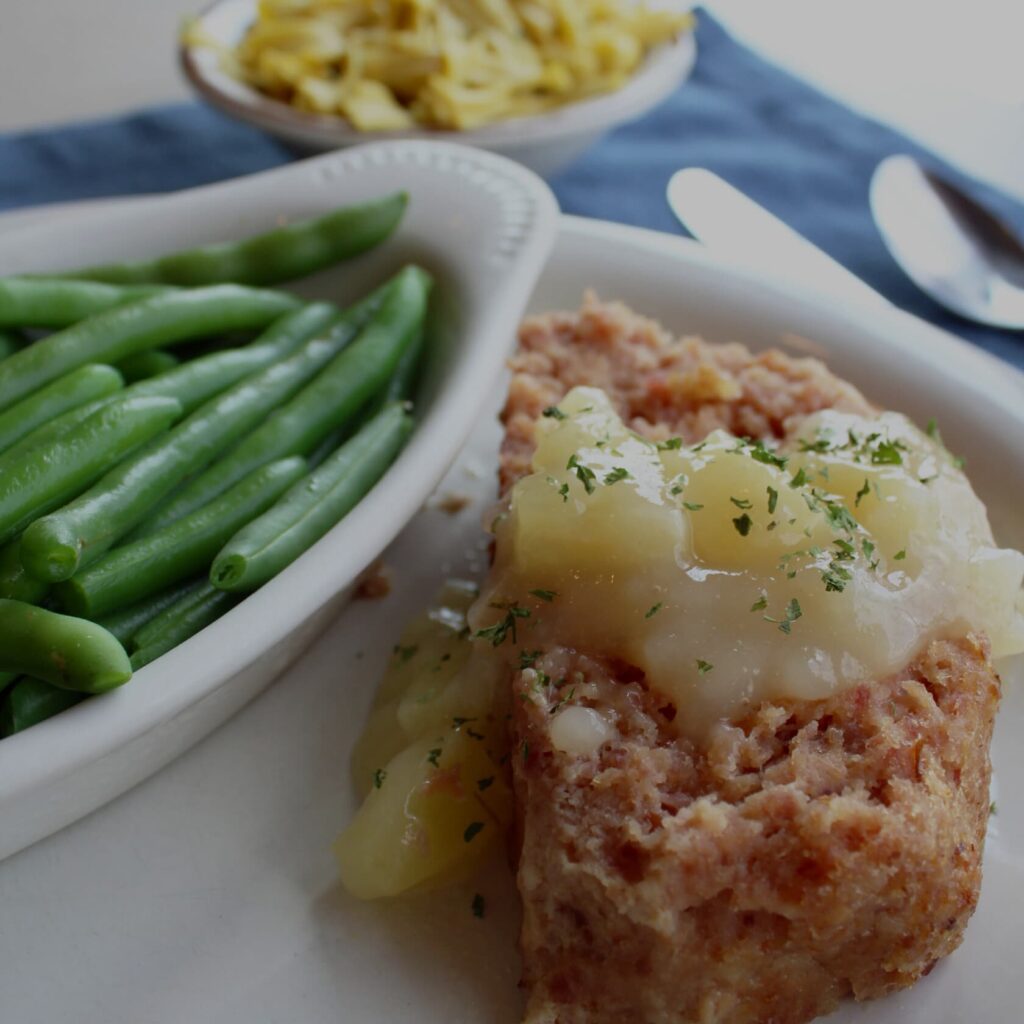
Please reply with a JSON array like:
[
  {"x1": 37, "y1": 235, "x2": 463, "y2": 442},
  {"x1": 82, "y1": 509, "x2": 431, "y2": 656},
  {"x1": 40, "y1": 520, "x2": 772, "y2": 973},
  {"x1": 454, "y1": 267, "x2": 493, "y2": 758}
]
[{"x1": 0, "y1": 140, "x2": 559, "y2": 858}]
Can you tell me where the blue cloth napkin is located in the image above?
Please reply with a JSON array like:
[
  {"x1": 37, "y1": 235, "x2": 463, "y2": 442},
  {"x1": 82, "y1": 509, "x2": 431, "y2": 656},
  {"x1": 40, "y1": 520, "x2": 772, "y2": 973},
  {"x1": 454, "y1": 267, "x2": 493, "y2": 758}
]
[{"x1": 1, "y1": 13, "x2": 1021, "y2": 369}]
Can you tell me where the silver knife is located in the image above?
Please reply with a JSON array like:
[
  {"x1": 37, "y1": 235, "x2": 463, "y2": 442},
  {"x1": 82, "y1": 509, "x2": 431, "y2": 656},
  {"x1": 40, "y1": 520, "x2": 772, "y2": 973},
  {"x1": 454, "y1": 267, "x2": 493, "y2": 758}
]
[{"x1": 666, "y1": 168, "x2": 888, "y2": 309}]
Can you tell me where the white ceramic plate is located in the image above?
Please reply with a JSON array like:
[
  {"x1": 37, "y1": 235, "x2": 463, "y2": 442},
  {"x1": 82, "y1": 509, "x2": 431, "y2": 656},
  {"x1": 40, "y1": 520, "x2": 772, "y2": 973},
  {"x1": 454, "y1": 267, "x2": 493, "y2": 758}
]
[
  {"x1": 0, "y1": 141, "x2": 559, "y2": 864},
  {"x1": 180, "y1": 0, "x2": 698, "y2": 178},
  {"x1": 0, "y1": 214, "x2": 1021, "y2": 1024}
]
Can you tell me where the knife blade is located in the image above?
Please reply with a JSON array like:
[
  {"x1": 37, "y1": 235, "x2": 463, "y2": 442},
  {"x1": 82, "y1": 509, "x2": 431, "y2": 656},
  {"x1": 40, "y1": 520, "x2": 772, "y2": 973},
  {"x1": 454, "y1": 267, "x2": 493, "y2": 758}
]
[{"x1": 666, "y1": 168, "x2": 888, "y2": 309}]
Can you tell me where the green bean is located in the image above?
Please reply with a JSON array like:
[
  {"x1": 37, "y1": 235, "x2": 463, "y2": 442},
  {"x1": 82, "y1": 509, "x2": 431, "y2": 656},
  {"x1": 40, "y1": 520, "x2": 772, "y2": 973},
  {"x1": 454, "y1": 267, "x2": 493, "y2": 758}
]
[
  {"x1": 130, "y1": 583, "x2": 239, "y2": 670},
  {"x1": 0, "y1": 539, "x2": 48, "y2": 604},
  {"x1": 128, "y1": 301, "x2": 339, "y2": 413},
  {"x1": 0, "y1": 677, "x2": 87, "y2": 737},
  {"x1": 55, "y1": 193, "x2": 408, "y2": 287},
  {"x1": 0, "y1": 278, "x2": 171, "y2": 329},
  {"x1": 141, "y1": 265, "x2": 431, "y2": 533},
  {"x1": 0, "y1": 599, "x2": 131, "y2": 693},
  {"x1": 0, "y1": 284, "x2": 300, "y2": 409},
  {"x1": 0, "y1": 395, "x2": 181, "y2": 547},
  {"x1": 212, "y1": 403, "x2": 412, "y2": 593},
  {"x1": 0, "y1": 364, "x2": 124, "y2": 457},
  {"x1": 97, "y1": 578, "x2": 205, "y2": 646},
  {"x1": 384, "y1": 324, "x2": 425, "y2": 404},
  {"x1": 0, "y1": 328, "x2": 28, "y2": 360},
  {"x1": 19, "y1": 304, "x2": 349, "y2": 581},
  {"x1": 116, "y1": 349, "x2": 179, "y2": 383},
  {"x1": 57, "y1": 456, "x2": 307, "y2": 619}
]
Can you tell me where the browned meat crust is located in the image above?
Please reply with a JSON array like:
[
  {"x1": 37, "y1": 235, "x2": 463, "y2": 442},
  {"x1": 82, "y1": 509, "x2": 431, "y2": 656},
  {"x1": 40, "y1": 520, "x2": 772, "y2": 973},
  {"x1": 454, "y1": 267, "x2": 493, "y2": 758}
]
[{"x1": 500, "y1": 296, "x2": 999, "y2": 1024}]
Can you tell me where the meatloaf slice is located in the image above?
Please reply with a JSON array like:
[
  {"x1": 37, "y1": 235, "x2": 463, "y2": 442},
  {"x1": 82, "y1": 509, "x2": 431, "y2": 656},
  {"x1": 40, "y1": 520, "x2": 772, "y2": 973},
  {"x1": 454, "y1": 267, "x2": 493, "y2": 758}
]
[{"x1": 500, "y1": 295, "x2": 1000, "y2": 1024}]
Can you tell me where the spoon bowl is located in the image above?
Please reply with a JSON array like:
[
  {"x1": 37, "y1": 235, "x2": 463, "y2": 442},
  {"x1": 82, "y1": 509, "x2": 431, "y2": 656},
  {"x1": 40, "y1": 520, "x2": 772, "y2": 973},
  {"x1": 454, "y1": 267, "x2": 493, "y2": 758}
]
[{"x1": 869, "y1": 154, "x2": 1024, "y2": 330}]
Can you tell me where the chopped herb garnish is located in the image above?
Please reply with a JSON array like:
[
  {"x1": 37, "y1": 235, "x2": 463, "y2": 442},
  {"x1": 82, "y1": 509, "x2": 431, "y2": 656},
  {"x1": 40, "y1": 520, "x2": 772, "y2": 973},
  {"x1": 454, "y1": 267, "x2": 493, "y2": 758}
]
[
  {"x1": 427, "y1": 747, "x2": 442, "y2": 767},
  {"x1": 854, "y1": 478, "x2": 871, "y2": 507},
  {"x1": 750, "y1": 441, "x2": 788, "y2": 469},
  {"x1": 372, "y1": 768, "x2": 387, "y2": 789},
  {"x1": 566, "y1": 453, "x2": 597, "y2": 494},
  {"x1": 870, "y1": 439, "x2": 904, "y2": 465},
  {"x1": 519, "y1": 649, "x2": 541, "y2": 669},
  {"x1": 393, "y1": 644, "x2": 418, "y2": 663},
  {"x1": 551, "y1": 687, "x2": 576, "y2": 713},
  {"x1": 894, "y1": 549, "x2": 906, "y2": 561},
  {"x1": 452, "y1": 716, "x2": 476, "y2": 728},
  {"x1": 466, "y1": 728, "x2": 485, "y2": 741},
  {"x1": 730, "y1": 496, "x2": 753, "y2": 510},
  {"x1": 750, "y1": 594, "x2": 768, "y2": 612},
  {"x1": 542, "y1": 405, "x2": 566, "y2": 420},
  {"x1": 558, "y1": 482, "x2": 570, "y2": 502},
  {"x1": 765, "y1": 597, "x2": 803, "y2": 634},
  {"x1": 696, "y1": 659, "x2": 714, "y2": 675},
  {"x1": 603, "y1": 467, "x2": 630, "y2": 485},
  {"x1": 475, "y1": 603, "x2": 530, "y2": 647},
  {"x1": 990, "y1": 801, "x2": 997, "y2": 816},
  {"x1": 645, "y1": 602, "x2": 663, "y2": 619},
  {"x1": 464, "y1": 821, "x2": 485, "y2": 843},
  {"x1": 767, "y1": 486, "x2": 779, "y2": 514},
  {"x1": 733, "y1": 513, "x2": 753, "y2": 537},
  {"x1": 529, "y1": 588, "x2": 556, "y2": 602},
  {"x1": 789, "y1": 467, "x2": 808, "y2": 489},
  {"x1": 658, "y1": 437, "x2": 683, "y2": 450},
  {"x1": 472, "y1": 893, "x2": 486, "y2": 918},
  {"x1": 683, "y1": 501, "x2": 704, "y2": 511},
  {"x1": 477, "y1": 776, "x2": 494, "y2": 791}
]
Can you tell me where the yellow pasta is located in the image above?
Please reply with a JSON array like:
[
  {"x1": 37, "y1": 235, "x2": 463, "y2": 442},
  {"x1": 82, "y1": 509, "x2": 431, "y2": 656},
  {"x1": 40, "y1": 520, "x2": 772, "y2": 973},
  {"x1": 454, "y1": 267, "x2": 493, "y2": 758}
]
[{"x1": 189, "y1": 0, "x2": 694, "y2": 130}]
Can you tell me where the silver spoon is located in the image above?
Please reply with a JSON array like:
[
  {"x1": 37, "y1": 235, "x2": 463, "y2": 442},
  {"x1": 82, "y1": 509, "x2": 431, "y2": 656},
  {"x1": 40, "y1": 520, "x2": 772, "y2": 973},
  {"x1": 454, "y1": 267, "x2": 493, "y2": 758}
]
[{"x1": 869, "y1": 155, "x2": 1024, "y2": 329}]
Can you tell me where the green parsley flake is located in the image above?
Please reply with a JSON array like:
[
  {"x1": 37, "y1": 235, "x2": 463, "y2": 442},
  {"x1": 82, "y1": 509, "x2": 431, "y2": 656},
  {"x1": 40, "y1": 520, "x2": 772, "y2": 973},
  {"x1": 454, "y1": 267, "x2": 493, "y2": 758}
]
[
  {"x1": 696, "y1": 659, "x2": 713, "y2": 675},
  {"x1": 558, "y1": 482, "x2": 570, "y2": 502},
  {"x1": 529, "y1": 588, "x2": 556, "y2": 602},
  {"x1": 645, "y1": 602, "x2": 663, "y2": 619},
  {"x1": 683, "y1": 501, "x2": 704, "y2": 511},
  {"x1": 750, "y1": 441, "x2": 788, "y2": 469},
  {"x1": 730, "y1": 496, "x2": 753, "y2": 510},
  {"x1": 767, "y1": 486, "x2": 778, "y2": 514},
  {"x1": 733, "y1": 513, "x2": 753, "y2": 537},
  {"x1": 894, "y1": 549, "x2": 907, "y2": 561},
  {"x1": 475, "y1": 603, "x2": 530, "y2": 647},
  {"x1": 542, "y1": 406, "x2": 566, "y2": 420},
  {"x1": 854, "y1": 478, "x2": 871, "y2": 507},
  {"x1": 519, "y1": 649, "x2": 541, "y2": 669},
  {"x1": 372, "y1": 768, "x2": 387, "y2": 789},
  {"x1": 463, "y1": 821, "x2": 485, "y2": 843},
  {"x1": 566, "y1": 454, "x2": 597, "y2": 494},
  {"x1": 393, "y1": 644, "x2": 418, "y2": 663},
  {"x1": 789, "y1": 467, "x2": 808, "y2": 489},
  {"x1": 658, "y1": 437, "x2": 683, "y2": 450},
  {"x1": 603, "y1": 467, "x2": 630, "y2": 485},
  {"x1": 870, "y1": 439, "x2": 904, "y2": 465},
  {"x1": 750, "y1": 594, "x2": 768, "y2": 612},
  {"x1": 427, "y1": 747, "x2": 442, "y2": 767}
]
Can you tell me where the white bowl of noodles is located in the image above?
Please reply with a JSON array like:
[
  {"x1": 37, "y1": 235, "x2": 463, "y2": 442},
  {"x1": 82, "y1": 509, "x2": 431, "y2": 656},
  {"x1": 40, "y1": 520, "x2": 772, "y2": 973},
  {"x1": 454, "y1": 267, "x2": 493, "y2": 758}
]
[{"x1": 180, "y1": 0, "x2": 697, "y2": 178}]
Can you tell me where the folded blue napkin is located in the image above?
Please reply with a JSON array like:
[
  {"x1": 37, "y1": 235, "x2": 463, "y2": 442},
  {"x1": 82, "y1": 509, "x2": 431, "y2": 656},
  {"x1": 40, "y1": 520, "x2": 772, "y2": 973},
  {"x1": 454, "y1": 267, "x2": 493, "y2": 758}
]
[{"x1": 1, "y1": 13, "x2": 1020, "y2": 369}]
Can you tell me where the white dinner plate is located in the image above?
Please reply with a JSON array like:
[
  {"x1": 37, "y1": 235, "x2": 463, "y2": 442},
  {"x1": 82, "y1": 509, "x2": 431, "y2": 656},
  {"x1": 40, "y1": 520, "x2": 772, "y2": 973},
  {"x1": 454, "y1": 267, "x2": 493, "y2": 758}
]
[{"x1": 0, "y1": 210, "x2": 1021, "y2": 1024}]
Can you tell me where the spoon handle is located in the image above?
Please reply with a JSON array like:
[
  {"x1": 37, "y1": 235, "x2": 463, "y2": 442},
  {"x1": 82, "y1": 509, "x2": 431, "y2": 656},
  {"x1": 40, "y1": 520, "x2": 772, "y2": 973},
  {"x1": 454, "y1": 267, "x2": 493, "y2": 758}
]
[{"x1": 667, "y1": 168, "x2": 888, "y2": 310}]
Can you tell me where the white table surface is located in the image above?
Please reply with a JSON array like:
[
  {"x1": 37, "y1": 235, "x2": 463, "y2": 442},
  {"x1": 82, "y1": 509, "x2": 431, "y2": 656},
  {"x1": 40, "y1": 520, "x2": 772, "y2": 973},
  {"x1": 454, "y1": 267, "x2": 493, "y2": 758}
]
[{"x1": 1, "y1": 4, "x2": 1023, "y2": 1023}]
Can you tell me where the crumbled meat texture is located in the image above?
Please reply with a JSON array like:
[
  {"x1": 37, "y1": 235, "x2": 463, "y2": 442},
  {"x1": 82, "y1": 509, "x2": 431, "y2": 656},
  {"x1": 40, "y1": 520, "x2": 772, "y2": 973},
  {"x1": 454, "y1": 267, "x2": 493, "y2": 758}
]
[
  {"x1": 500, "y1": 291, "x2": 872, "y2": 494},
  {"x1": 500, "y1": 296, "x2": 999, "y2": 1024}
]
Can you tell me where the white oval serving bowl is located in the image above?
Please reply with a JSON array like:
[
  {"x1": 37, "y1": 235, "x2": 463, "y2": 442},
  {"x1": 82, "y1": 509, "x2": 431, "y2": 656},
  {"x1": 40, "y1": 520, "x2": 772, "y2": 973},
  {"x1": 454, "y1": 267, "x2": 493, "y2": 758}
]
[
  {"x1": 179, "y1": 0, "x2": 697, "y2": 178},
  {"x1": 0, "y1": 141, "x2": 558, "y2": 862}
]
